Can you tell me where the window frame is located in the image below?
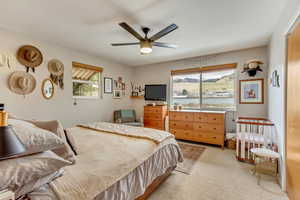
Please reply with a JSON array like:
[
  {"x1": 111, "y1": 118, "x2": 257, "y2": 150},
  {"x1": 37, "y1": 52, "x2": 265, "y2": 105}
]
[
  {"x1": 72, "y1": 62, "x2": 103, "y2": 99},
  {"x1": 170, "y1": 63, "x2": 237, "y2": 111}
]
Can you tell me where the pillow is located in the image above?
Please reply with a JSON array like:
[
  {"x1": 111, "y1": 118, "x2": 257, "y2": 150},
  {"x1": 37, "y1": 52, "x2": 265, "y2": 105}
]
[
  {"x1": 16, "y1": 169, "x2": 64, "y2": 199},
  {"x1": 8, "y1": 119, "x2": 65, "y2": 155},
  {"x1": 28, "y1": 120, "x2": 76, "y2": 163},
  {"x1": 64, "y1": 129, "x2": 78, "y2": 155},
  {"x1": 0, "y1": 151, "x2": 72, "y2": 199}
]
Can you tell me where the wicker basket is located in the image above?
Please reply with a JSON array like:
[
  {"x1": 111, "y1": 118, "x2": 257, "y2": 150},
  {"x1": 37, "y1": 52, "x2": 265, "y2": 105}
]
[{"x1": 226, "y1": 138, "x2": 236, "y2": 150}]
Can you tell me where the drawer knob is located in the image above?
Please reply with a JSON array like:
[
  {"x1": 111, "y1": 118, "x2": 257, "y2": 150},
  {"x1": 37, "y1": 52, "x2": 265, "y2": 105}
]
[
  {"x1": 213, "y1": 128, "x2": 216, "y2": 130},
  {"x1": 213, "y1": 118, "x2": 216, "y2": 120}
]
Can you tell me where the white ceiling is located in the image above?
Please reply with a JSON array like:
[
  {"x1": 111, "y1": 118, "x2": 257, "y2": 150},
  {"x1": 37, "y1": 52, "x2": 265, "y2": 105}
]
[{"x1": 0, "y1": 0, "x2": 287, "y2": 66}]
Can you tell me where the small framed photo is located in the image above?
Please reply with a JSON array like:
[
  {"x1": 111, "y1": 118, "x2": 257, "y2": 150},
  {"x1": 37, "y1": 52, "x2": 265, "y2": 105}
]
[
  {"x1": 104, "y1": 77, "x2": 113, "y2": 94},
  {"x1": 239, "y1": 79, "x2": 264, "y2": 104},
  {"x1": 113, "y1": 90, "x2": 121, "y2": 99}
]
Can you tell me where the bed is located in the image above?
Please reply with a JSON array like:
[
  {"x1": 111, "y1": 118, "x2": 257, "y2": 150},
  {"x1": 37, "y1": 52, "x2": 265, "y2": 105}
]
[{"x1": 26, "y1": 122, "x2": 183, "y2": 200}]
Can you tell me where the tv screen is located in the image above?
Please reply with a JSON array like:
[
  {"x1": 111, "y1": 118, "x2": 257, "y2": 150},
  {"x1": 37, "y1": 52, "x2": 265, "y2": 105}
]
[{"x1": 144, "y1": 84, "x2": 167, "y2": 101}]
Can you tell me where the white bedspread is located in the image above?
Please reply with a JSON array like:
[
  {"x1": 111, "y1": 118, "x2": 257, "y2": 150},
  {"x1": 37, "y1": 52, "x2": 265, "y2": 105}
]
[{"x1": 47, "y1": 125, "x2": 182, "y2": 200}]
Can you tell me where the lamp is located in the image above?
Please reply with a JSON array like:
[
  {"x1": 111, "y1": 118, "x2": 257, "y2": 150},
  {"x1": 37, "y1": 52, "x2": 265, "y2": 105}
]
[
  {"x1": 140, "y1": 40, "x2": 152, "y2": 54},
  {"x1": 0, "y1": 104, "x2": 26, "y2": 159}
]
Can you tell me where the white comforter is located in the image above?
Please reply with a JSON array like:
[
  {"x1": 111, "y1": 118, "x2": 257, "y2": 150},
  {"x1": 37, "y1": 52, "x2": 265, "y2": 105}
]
[{"x1": 40, "y1": 125, "x2": 182, "y2": 200}]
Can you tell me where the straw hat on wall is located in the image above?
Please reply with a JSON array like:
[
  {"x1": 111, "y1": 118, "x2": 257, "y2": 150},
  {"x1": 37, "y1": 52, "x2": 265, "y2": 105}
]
[
  {"x1": 17, "y1": 45, "x2": 43, "y2": 72},
  {"x1": 48, "y1": 59, "x2": 64, "y2": 89},
  {"x1": 8, "y1": 71, "x2": 36, "y2": 95},
  {"x1": 48, "y1": 59, "x2": 64, "y2": 76}
]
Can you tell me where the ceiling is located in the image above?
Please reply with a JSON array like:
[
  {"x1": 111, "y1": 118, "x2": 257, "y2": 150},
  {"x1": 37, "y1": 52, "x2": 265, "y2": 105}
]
[{"x1": 0, "y1": 0, "x2": 287, "y2": 67}]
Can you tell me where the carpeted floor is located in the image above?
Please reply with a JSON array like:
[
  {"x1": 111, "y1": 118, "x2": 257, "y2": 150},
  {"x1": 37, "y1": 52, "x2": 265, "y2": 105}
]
[{"x1": 149, "y1": 143, "x2": 288, "y2": 200}]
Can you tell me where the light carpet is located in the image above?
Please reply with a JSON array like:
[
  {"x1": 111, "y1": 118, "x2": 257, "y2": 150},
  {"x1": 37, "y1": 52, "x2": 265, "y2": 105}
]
[
  {"x1": 176, "y1": 141, "x2": 206, "y2": 175},
  {"x1": 149, "y1": 144, "x2": 288, "y2": 200}
]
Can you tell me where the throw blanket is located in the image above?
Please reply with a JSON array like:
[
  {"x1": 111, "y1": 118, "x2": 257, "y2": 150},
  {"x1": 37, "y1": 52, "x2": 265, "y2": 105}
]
[{"x1": 78, "y1": 122, "x2": 174, "y2": 144}]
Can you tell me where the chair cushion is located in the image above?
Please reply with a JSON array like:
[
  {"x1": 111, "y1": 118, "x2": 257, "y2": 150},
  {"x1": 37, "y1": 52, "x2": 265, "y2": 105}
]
[{"x1": 250, "y1": 148, "x2": 280, "y2": 158}]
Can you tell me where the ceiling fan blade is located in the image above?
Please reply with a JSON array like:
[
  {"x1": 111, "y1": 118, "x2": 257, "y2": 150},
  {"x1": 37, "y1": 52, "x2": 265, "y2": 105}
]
[
  {"x1": 150, "y1": 24, "x2": 178, "y2": 41},
  {"x1": 111, "y1": 42, "x2": 140, "y2": 46},
  {"x1": 152, "y1": 42, "x2": 178, "y2": 48},
  {"x1": 119, "y1": 22, "x2": 144, "y2": 41}
]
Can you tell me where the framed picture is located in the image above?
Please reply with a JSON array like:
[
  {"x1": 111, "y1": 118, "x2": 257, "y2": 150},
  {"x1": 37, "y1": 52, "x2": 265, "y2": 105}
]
[
  {"x1": 113, "y1": 90, "x2": 121, "y2": 99},
  {"x1": 104, "y1": 77, "x2": 113, "y2": 93},
  {"x1": 239, "y1": 79, "x2": 264, "y2": 104}
]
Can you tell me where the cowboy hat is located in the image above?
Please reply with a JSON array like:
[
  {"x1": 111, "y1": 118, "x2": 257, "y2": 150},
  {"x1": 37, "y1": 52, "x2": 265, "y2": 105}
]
[
  {"x1": 246, "y1": 60, "x2": 264, "y2": 69},
  {"x1": 17, "y1": 45, "x2": 43, "y2": 68},
  {"x1": 48, "y1": 59, "x2": 64, "y2": 76},
  {"x1": 8, "y1": 71, "x2": 36, "y2": 95}
]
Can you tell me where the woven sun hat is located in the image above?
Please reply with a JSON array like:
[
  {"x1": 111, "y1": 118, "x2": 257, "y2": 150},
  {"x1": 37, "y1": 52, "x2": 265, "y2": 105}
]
[
  {"x1": 246, "y1": 60, "x2": 263, "y2": 69},
  {"x1": 8, "y1": 71, "x2": 36, "y2": 95},
  {"x1": 17, "y1": 45, "x2": 43, "y2": 68},
  {"x1": 48, "y1": 59, "x2": 64, "y2": 76}
]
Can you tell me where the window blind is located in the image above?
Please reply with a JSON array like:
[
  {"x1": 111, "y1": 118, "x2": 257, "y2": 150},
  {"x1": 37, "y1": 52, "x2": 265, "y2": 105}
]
[
  {"x1": 171, "y1": 63, "x2": 237, "y2": 75},
  {"x1": 72, "y1": 61, "x2": 103, "y2": 81}
]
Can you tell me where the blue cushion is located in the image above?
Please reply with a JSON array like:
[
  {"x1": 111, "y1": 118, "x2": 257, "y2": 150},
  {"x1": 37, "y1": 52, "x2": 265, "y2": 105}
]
[{"x1": 121, "y1": 110, "x2": 135, "y2": 118}]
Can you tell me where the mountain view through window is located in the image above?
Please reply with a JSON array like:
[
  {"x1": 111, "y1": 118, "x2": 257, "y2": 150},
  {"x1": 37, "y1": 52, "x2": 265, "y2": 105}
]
[{"x1": 172, "y1": 68, "x2": 235, "y2": 110}]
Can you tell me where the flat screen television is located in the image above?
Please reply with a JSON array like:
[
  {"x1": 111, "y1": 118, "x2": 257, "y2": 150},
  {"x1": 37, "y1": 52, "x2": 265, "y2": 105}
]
[{"x1": 144, "y1": 84, "x2": 167, "y2": 101}]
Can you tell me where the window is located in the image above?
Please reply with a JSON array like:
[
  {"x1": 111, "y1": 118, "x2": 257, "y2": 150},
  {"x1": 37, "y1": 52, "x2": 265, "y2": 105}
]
[
  {"x1": 72, "y1": 62, "x2": 103, "y2": 99},
  {"x1": 171, "y1": 64, "x2": 236, "y2": 110}
]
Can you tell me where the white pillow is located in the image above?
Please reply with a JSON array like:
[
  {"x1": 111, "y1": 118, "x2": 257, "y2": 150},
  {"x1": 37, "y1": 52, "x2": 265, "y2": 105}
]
[
  {"x1": 0, "y1": 151, "x2": 72, "y2": 198},
  {"x1": 8, "y1": 119, "x2": 65, "y2": 155},
  {"x1": 27, "y1": 120, "x2": 76, "y2": 163}
]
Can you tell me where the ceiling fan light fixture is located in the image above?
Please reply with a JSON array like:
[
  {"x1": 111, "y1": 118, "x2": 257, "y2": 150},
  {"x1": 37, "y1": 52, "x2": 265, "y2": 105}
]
[{"x1": 140, "y1": 41, "x2": 152, "y2": 54}]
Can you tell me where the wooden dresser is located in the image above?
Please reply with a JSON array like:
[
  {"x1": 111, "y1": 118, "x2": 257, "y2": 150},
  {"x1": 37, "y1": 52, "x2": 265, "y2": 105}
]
[
  {"x1": 169, "y1": 110, "x2": 226, "y2": 148},
  {"x1": 144, "y1": 105, "x2": 167, "y2": 130}
]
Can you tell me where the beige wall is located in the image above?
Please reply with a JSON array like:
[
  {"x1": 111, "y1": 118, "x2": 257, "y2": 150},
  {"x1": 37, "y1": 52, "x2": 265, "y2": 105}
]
[
  {"x1": 0, "y1": 29, "x2": 134, "y2": 128},
  {"x1": 132, "y1": 46, "x2": 269, "y2": 131}
]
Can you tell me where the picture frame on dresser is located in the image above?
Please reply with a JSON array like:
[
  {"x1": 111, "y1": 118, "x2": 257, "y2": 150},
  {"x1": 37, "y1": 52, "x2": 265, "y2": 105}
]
[{"x1": 239, "y1": 79, "x2": 264, "y2": 104}]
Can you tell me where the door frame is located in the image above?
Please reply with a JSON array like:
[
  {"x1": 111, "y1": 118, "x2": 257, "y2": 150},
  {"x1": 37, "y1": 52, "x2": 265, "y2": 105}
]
[{"x1": 285, "y1": 17, "x2": 300, "y2": 195}]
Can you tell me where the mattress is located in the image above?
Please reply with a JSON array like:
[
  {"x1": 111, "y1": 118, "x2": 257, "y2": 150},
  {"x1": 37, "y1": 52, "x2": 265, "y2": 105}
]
[{"x1": 27, "y1": 127, "x2": 182, "y2": 200}]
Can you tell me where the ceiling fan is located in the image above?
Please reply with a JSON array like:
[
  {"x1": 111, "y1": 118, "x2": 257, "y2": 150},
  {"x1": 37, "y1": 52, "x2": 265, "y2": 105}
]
[{"x1": 111, "y1": 22, "x2": 178, "y2": 54}]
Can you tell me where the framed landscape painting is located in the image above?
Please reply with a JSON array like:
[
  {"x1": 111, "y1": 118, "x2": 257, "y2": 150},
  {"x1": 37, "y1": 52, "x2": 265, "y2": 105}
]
[{"x1": 239, "y1": 79, "x2": 264, "y2": 104}]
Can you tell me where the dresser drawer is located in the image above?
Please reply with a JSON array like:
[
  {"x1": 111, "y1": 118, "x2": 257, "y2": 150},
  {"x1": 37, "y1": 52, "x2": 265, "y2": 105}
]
[
  {"x1": 193, "y1": 123, "x2": 207, "y2": 131},
  {"x1": 205, "y1": 124, "x2": 224, "y2": 133},
  {"x1": 144, "y1": 106, "x2": 163, "y2": 114},
  {"x1": 170, "y1": 129, "x2": 193, "y2": 140},
  {"x1": 193, "y1": 113, "x2": 208, "y2": 122},
  {"x1": 144, "y1": 120, "x2": 164, "y2": 129},
  {"x1": 206, "y1": 114, "x2": 224, "y2": 124},
  {"x1": 169, "y1": 112, "x2": 193, "y2": 121},
  {"x1": 192, "y1": 131, "x2": 224, "y2": 144},
  {"x1": 144, "y1": 113, "x2": 163, "y2": 121},
  {"x1": 169, "y1": 121, "x2": 193, "y2": 130}
]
